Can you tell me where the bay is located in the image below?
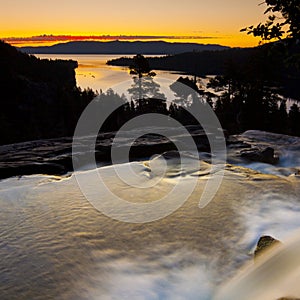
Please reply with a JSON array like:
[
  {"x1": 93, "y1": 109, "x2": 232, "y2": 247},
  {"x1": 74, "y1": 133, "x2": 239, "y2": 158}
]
[{"x1": 35, "y1": 54, "x2": 185, "y2": 93}]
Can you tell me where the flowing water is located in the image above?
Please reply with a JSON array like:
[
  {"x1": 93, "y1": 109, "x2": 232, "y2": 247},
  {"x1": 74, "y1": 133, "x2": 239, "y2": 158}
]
[
  {"x1": 1, "y1": 131, "x2": 300, "y2": 299},
  {"x1": 4, "y1": 54, "x2": 299, "y2": 299}
]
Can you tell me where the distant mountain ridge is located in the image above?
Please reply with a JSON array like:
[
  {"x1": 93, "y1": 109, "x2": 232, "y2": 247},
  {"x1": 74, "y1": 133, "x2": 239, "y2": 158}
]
[{"x1": 19, "y1": 40, "x2": 229, "y2": 54}]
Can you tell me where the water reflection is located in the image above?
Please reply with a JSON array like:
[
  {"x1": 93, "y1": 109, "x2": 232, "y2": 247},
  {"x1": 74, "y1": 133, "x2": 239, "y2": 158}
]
[{"x1": 35, "y1": 54, "x2": 185, "y2": 92}]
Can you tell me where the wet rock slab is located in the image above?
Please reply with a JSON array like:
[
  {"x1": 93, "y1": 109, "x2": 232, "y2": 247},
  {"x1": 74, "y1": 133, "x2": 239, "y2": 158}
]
[{"x1": 0, "y1": 126, "x2": 212, "y2": 180}]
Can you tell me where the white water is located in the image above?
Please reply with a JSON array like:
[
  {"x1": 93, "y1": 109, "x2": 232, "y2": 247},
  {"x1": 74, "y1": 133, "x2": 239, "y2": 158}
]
[
  {"x1": 228, "y1": 130, "x2": 300, "y2": 177},
  {"x1": 1, "y1": 131, "x2": 300, "y2": 299}
]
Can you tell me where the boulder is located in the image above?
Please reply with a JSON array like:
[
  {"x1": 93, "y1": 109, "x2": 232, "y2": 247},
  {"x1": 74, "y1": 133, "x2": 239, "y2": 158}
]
[
  {"x1": 241, "y1": 147, "x2": 279, "y2": 165},
  {"x1": 254, "y1": 235, "x2": 281, "y2": 259}
]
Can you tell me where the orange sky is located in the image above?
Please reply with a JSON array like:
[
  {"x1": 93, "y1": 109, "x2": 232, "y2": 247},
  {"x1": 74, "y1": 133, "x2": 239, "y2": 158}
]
[{"x1": 0, "y1": 0, "x2": 267, "y2": 47}]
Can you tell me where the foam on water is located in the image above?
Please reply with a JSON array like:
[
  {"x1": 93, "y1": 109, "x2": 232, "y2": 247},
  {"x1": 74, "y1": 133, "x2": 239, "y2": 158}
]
[
  {"x1": 234, "y1": 193, "x2": 300, "y2": 258},
  {"x1": 229, "y1": 130, "x2": 300, "y2": 176},
  {"x1": 86, "y1": 252, "x2": 215, "y2": 300}
]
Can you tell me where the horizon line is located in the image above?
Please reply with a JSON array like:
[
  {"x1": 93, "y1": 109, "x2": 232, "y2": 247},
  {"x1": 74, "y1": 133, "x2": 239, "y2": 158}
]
[{"x1": 2, "y1": 34, "x2": 225, "y2": 47}]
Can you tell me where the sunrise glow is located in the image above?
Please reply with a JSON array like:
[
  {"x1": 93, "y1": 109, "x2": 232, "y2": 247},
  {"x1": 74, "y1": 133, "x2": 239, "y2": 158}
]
[{"x1": 0, "y1": 0, "x2": 266, "y2": 48}]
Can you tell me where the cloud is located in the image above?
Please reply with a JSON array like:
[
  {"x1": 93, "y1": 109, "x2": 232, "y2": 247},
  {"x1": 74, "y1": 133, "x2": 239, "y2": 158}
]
[{"x1": 2, "y1": 34, "x2": 221, "y2": 45}]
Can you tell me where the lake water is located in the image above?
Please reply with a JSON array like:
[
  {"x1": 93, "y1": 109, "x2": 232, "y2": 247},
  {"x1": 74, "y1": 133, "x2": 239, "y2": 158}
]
[{"x1": 35, "y1": 54, "x2": 186, "y2": 93}]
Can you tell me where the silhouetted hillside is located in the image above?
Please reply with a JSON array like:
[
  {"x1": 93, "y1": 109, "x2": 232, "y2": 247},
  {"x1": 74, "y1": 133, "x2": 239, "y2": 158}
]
[
  {"x1": 108, "y1": 48, "x2": 256, "y2": 75},
  {"x1": 0, "y1": 41, "x2": 94, "y2": 145},
  {"x1": 108, "y1": 43, "x2": 300, "y2": 100},
  {"x1": 20, "y1": 40, "x2": 229, "y2": 55}
]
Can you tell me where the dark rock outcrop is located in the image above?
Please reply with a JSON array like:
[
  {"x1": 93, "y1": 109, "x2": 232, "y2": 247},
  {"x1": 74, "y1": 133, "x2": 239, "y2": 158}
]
[
  {"x1": 240, "y1": 147, "x2": 279, "y2": 165},
  {"x1": 254, "y1": 235, "x2": 281, "y2": 259}
]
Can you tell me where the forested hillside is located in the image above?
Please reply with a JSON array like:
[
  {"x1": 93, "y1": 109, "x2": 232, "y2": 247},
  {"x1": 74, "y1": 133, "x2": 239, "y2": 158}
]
[{"x1": 0, "y1": 41, "x2": 94, "y2": 144}]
